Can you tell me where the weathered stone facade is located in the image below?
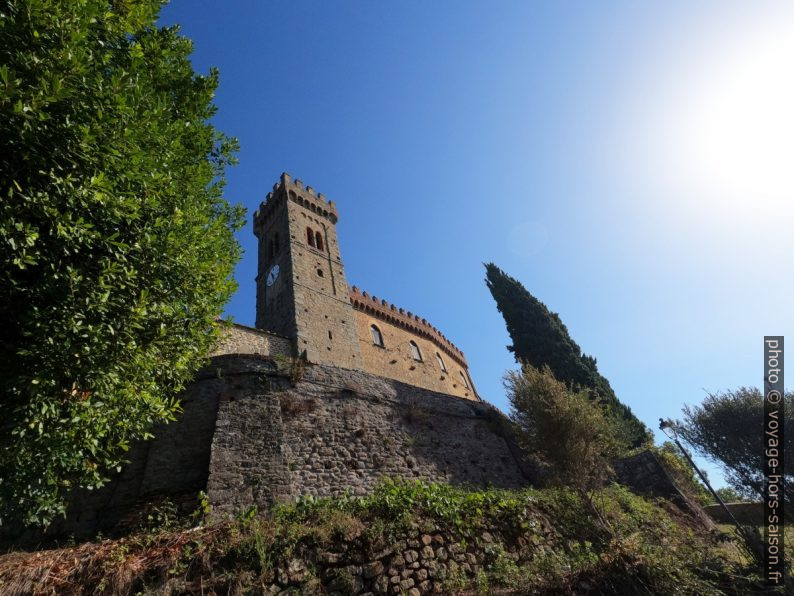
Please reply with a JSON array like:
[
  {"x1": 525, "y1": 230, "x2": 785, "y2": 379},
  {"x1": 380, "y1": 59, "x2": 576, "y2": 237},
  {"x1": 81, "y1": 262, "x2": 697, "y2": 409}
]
[
  {"x1": 252, "y1": 173, "x2": 479, "y2": 400},
  {"x1": 209, "y1": 322, "x2": 292, "y2": 358},
  {"x1": 3, "y1": 356, "x2": 527, "y2": 543},
  {"x1": 254, "y1": 173, "x2": 363, "y2": 371},
  {"x1": 351, "y1": 289, "x2": 477, "y2": 400},
  {"x1": 1, "y1": 353, "x2": 705, "y2": 549},
  {"x1": 205, "y1": 356, "x2": 524, "y2": 517}
]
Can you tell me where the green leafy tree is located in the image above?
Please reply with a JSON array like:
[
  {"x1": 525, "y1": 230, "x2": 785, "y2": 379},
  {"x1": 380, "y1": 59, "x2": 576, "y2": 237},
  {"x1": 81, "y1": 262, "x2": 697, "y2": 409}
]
[
  {"x1": 485, "y1": 263, "x2": 650, "y2": 448},
  {"x1": 714, "y1": 487, "x2": 747, "y2": 504},
  {"x1": 505, "y1": 365, "x2": 620, "y2": 490},
  {"x1": 653, "y1": 441, "x2": 711, "y2": 506},
  {"x1": 0, "y1": 0, "x2": 244, "y2": 525},
  {"x1": 679, "y1": 388, "x2": 793, "y2": 513}
]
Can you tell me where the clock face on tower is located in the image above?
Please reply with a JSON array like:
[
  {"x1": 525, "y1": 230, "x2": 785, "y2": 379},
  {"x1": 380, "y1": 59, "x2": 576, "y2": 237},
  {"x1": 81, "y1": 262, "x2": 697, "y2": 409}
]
[{"x1": 266, "y1": 264, "x2": 280, "y2": 287}]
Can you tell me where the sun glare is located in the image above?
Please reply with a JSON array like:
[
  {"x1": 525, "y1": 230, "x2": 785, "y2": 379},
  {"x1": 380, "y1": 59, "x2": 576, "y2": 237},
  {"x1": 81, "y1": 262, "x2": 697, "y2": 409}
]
[{"x1": 636, "y1": 7, "x2": 794, "y2": 215}]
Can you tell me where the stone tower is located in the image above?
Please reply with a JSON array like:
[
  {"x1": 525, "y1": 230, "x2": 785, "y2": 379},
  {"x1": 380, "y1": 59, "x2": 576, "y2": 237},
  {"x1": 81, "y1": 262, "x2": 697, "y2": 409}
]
[{"x1": 253, "y1": 173, "x2": 362, "y2": 368}]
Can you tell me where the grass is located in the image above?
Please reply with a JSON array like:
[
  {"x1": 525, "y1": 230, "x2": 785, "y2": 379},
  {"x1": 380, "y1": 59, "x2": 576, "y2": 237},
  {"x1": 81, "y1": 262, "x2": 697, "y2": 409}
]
[
  {"x1": 715, "y1": 522, "x2": 794, "y2": 568},
  {"x1": 0, "y1": 480, "x2": 775, "y2": 595}
]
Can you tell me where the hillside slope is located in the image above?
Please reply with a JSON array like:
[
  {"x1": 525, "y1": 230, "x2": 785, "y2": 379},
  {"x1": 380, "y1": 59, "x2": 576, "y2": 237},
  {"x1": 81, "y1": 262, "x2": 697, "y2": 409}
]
[{"x1": 0, "y1": 481, "x2": 761, "y2": 595}]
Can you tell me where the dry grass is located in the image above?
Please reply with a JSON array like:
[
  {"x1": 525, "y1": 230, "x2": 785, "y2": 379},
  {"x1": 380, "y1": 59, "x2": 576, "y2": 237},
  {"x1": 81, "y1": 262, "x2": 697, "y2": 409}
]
[
  {"x1": 0, "y1": 525, "x2": 230, "y2": 596},
  {"x1": 0, "y1": 482, "x2": 765, "y2": 595},
  {"x1": 715, "y1": 522, "x2": 794, "y2": 568}
]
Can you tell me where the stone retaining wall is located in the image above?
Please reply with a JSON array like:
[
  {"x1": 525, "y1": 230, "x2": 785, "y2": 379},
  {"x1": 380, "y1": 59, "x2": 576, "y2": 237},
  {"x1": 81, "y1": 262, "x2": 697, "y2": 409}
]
[
  {"x1": 204, "y1": 356, "x2": 530, "y2": 516},
  {"x1": 252, "y1": 518, "x2": 558, "y2": 595},
  {"x1": 613, "y1": 450, "x2": 716, "y2": 530},
  {"x1": 2, "y1": 354, "x2": 706, "y2": 549},
  {"x1": 702, "y1": 502, "x2": 763, "y2": 525},
  {"x1": 210, "y1": 323, "x2": 292, "y2": 358},
  {"x1": 2, "y1": 356, "x2": 532, "y2": 544}
]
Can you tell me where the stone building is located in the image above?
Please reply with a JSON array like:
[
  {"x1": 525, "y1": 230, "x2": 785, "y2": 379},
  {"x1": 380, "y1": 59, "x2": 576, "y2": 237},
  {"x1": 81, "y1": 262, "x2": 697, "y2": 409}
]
[
  {"x1": 249, "y1": 172, "x2": 479, "y2": 401},
  {"x1": 0, "y1": 173, "x2": 695, "y2": 546}
]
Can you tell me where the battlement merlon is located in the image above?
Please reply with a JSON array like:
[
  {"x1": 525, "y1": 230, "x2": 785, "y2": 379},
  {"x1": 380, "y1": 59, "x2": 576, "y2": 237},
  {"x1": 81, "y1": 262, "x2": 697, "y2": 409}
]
[
  {"x1": 349, "y1": 286, "x2": 470, "y2": 370},
  {"x1": 254, "y1": 172, "x2": 339, "y2": 234}
]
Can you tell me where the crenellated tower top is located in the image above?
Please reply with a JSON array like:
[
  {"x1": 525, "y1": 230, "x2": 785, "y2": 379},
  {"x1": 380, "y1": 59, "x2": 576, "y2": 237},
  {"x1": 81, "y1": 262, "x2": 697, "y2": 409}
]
[
  {"x1": 254, "y1": 173, "x2": 338, "y2": 235},
  {"x1": 253, "y1": 172, "x2": 479, "y2": 401}
]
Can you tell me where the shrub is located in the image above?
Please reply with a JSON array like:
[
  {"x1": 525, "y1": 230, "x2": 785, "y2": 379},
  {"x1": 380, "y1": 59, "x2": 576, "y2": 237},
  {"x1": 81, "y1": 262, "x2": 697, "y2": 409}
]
[{"x1": 505, "y1": 365, "x2": 620, "y2": 491}]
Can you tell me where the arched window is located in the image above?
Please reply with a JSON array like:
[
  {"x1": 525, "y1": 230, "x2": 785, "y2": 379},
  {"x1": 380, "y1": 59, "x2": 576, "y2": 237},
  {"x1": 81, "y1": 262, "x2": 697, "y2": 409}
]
[
  {"x1": 315, "y1": 230, "x2": 324, "y2": 251},
  {"x1": 370, "y1": 324, "x2": 384, "y2": 347},
  {"x1": 459, "y1": 371, "x2": 470, "y2": 389},
  {"x1": 409, "y1": 340, "x2": 422, "y2": 361},
  {"x1": 307, "y1": 227, "x2": 315, "y2": 247},
  {"x1": 436, "y1": 352, "x2": 447, "y2": 372}
]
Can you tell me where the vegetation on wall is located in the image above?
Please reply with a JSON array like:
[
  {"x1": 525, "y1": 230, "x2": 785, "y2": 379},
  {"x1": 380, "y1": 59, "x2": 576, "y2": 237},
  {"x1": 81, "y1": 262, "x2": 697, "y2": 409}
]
[
  {"x1": 652, "y1": 441, "x2": 712, "y2": 506},
  {"x1": 484, "y1": 263, "x2": 651, "y2": 448},
  {"x1": 0, "y1": 0, "x2": 244, "y2": 526},
  {"x1": 714, "y1": 487, "x2": 751, "y2": 504},
  {"x1": 0, "y1": 480, "x2": 761, "y2": 594}
]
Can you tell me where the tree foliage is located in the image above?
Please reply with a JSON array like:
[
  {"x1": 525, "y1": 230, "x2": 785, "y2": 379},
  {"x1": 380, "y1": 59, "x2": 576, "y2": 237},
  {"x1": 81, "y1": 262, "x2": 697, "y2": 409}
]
[
  {"x1": 714, "y1": 487, "x2": 748, "y2": 504},
  {"x1": 0, "y1": 0, "x2": 244, "y2": 525},
  {"x1": 505, "y1": 365, "x2": 620, "y2": 490},
  {"x1": 485, "y1": 263, "x2": 650, "y2": 448},
  {"x1": 652, "y1": 441, "x2": 711, "y2": 506},
  {"x1": 679, "y1": 388, "x2": 793, "y2": 511}
]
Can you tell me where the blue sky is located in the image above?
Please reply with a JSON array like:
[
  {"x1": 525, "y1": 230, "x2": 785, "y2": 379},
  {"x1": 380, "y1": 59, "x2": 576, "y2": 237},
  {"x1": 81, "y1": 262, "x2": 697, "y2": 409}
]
[{"x1": 160, "y1": 1, "x2": 794, "y2": 487}]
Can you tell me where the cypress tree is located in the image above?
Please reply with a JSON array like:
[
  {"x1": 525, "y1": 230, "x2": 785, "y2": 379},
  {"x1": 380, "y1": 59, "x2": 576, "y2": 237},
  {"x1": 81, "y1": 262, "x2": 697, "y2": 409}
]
[{"x1": 485, "y1": 263, "x2": 650, "y2": 448}]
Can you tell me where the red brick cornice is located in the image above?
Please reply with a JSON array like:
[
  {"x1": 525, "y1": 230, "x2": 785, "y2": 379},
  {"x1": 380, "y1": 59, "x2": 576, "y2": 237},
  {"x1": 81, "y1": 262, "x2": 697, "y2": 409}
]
[{"x1": 349, "y1": 286, "x2": 469, "y2": 369}]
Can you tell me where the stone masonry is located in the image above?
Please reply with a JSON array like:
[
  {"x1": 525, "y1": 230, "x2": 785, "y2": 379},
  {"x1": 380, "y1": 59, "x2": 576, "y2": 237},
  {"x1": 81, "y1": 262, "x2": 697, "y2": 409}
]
[
  {"x1": 0, "y1": 173, "x2": 701, "y2": 549},
  {"x1": 204, "y1": 355, "x2": 527, "y2": 517},
  {"x1": 3, "y1": 354, "x2": 530, "y2": 543},
  {"x1": 209, "y1": 322, "x2": 292, "y2": 358},
  {"x1": 0, "y1": 353, "x2": 703, "y2": 547},
  {"x1": 252, "y1": 173, "x2": 479, "y2": 401},
  {"x1": 351, "y1": 288, "x2": 478, "y2": 400}
]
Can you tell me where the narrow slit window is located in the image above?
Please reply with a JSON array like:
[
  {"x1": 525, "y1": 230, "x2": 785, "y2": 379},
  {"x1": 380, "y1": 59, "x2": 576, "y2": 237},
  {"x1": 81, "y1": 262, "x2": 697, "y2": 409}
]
[
  {"x1": 315, "y1": 230, "x2": 324, "y2": 251},
  {"x1": 409, "y1": 340, "x2": 422, "y2": 361},
  {"x1": 274, "y1": 232, "x2": 280, "y2": 254},
  {"x1": 436, "y1": 353, "x2": 447, "y2": 372},
  {"x1": 459, "y1": 371, "x2": 470, "y2": 389},
  {"x1": 307, "y1": 227, "x2": 315, "y2": 247},
  {"x1": 370, "y1": 324, "x2": 384, "y2": 347}
]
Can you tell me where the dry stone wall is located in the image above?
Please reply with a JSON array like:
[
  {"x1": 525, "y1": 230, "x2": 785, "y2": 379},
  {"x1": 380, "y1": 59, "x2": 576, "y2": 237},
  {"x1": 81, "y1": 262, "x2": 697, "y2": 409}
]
[{"x1": 252, "y1": 517, "x2": 559, "y2": 595}]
